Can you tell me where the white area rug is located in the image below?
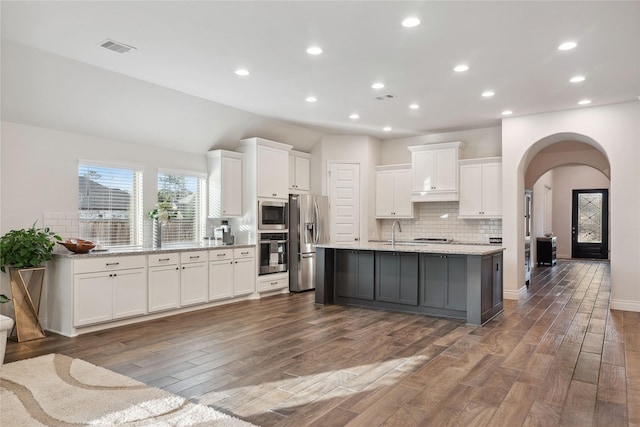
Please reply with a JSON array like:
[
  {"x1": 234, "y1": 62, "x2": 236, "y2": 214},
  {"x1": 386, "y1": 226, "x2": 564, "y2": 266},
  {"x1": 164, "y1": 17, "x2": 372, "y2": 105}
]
[{"x1": 1, "y1": 353, "x2": 256, "y2": 426}]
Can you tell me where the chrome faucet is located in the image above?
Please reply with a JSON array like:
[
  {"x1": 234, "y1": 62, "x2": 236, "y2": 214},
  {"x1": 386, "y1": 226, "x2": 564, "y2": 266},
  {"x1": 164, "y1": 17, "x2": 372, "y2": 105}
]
[{"x1": 391, "y1": 220, "x2": 402, "y2": 247}]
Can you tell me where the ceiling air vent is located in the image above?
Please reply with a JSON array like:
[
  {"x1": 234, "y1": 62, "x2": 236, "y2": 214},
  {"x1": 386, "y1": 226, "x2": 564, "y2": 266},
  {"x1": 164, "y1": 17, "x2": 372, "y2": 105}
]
[
  {"x1": 99, "y1": 39, "x2": 137, "y2": 54},
  {"x1": 375, "y1": 94, "x2": 395, "y2": 101}
]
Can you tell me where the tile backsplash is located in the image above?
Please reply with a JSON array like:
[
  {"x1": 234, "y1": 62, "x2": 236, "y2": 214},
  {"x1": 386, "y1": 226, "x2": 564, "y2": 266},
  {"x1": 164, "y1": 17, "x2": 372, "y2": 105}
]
[
  {"x1": 378, "y1": 202, "x2": 502, "y2": 243},
  {"x1": 43, "y1": 211, "x2": 79, "y2": 239}
]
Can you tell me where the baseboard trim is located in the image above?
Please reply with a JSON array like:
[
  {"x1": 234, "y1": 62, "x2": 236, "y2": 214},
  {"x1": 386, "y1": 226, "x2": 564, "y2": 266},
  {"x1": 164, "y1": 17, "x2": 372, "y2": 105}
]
[
  {"x1": 610, "y1": 299, "x2": 640, "y2": 312},
  {"x1": 503, "y1": 286, "x2": 527, "y2": 300}
]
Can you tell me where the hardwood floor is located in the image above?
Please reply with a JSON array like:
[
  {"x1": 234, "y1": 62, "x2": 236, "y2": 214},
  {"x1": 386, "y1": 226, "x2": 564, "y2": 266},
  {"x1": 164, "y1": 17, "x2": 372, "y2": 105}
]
[{"x1": 5, "y1": 259, "x2": 638, "y2": 426}]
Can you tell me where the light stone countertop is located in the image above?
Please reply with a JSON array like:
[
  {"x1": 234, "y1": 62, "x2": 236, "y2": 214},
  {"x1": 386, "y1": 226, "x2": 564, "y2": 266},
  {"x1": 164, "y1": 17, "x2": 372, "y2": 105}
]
[
  {"x1": 53, "y1": 242, "x2": 255, "y2": 258},
  {"x1": 316, "y1": 241, "x2": 505, "y2": 256}
]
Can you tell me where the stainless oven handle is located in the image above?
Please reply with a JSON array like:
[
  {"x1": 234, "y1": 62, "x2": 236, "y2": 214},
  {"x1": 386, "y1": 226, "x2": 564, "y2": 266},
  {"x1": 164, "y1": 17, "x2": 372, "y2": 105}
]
[{"x1": 259, "y1": 240, "x2": 288, "y2": 244}]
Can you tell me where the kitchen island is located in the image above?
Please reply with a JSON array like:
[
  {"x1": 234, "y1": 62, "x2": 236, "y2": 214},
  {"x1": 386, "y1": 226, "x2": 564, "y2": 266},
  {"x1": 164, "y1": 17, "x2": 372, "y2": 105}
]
[{"x1": 315, "y1": 241, "x2": 505, "y2": 326}]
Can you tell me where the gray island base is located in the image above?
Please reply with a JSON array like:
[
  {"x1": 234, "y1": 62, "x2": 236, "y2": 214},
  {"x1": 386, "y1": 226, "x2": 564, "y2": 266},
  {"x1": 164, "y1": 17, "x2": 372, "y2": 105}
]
[{"x1": 315, "y1": 242, "x2": 505, "y2": 326}]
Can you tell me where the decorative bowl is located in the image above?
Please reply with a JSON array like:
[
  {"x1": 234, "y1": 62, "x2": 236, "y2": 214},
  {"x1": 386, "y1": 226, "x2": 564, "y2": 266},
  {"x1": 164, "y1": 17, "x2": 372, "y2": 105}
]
[{"x1": 58, "y1": 239, "x2": 96, "y2": 254}]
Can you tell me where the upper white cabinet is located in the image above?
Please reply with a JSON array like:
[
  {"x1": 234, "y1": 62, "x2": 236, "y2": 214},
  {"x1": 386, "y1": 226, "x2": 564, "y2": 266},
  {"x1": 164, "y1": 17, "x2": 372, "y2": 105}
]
[
  {"x1": 207, "y1": 150, "x2": 242, "y2": 218},
  {"x1": 458, "y1": 157, "x2": 502, "y2": 219},
  {"x1": 408, "y1": 142, "x2": 464, "y2": 202},
  {"x1": 289, "y1": 150, "x2": 310, "y2": 193},
  {"x1": 375, "y1": 164, "x2": 413, "y2": 218},
  {"x1": 239, "y1": 138, "x2": 292, "y2": 201}
]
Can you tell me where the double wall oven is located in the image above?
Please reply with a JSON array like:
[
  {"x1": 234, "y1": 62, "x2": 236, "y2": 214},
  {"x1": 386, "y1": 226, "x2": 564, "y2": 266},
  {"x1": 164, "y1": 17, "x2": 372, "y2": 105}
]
[{"x1": 258, "y1": 200, "x2": 288, "y2": 275}]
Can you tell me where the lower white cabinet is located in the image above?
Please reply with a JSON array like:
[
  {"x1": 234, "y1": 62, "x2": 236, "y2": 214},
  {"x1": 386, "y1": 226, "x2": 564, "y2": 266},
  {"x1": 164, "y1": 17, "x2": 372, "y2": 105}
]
[
  {"x1": 209, "y1": 248, "x2": 234, "y2": 301},
  {"x1": 148, "y1": 253, "x2": 180, "y2": 313},
  {"x1": 180, "y1": 251, "x2": 208, "y2": 306},
  {"x1": 209, "y1": 247, "x2": 256, "y2": 298},
  {"x1": 233, "y1": 248, "x2": 256, "y2": 296},
  {"x1": 73, "y1": 255, "x2": 146, "y2": 327},
  {"x1": 257, "y1": 272, "x2": 288, "y2": 293}
]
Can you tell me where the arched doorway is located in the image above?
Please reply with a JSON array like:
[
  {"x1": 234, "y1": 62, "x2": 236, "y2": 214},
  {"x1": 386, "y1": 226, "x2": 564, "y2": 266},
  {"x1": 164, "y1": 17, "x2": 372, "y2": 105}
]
[{"x1": 524, "y1": 141, "x2": 611, "y2": 265}]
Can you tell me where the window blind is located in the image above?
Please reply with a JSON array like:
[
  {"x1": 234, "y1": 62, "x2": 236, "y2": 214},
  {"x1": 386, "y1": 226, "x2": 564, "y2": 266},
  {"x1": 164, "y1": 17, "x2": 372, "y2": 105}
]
[
  {"x1": 156, "y1": 172, "x2": 206, "y2": 245},
  {"x1": 78, "y1": 163, "x2": 143, "y2": 247}
]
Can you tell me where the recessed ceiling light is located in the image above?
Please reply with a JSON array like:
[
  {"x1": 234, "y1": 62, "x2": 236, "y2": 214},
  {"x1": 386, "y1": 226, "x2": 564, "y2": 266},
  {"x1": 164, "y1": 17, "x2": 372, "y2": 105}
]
[
  {"x1": 409, "y1": 103, "x2": 420, "y2": 109},
  {"x1": 570, "y1": 75, "x2": 585, "y2": 83},
  {"x1": 482, "y1": 91, "x2": 495, "y2": 97},
  {"x1": 383, "y1": 126, "x2": 392, "y2": 132},
  {"x1": 578, "y1": 99, "x2": 591, "y2": 105},
  {"x1": 371, "y1": 82, "x2": 385, "y2": 89},
  {"x1": 349, "y1": 113, "x2": 360, "y2": 119},
  {"x1": 306, "y1": 46, "x2": 323, "y2": 55},
  {"x1": 235, "y1": 68, "x2": 250, "y2": 76},
  {"x1": 501, "y1": 110, "x2": 513, "y2": 116},
  {"x1": 454, "y1": 64, "x2": 469, "y2": 72},
  {"x1": 305, "y1": 96, "x2": 317, "y2": 103},
  {"x1": 402, "y1": 17, "x2": 421, "y2": 28},
  {"x1": 558, "y1": 41, "x2": 577, "y2": 51}
]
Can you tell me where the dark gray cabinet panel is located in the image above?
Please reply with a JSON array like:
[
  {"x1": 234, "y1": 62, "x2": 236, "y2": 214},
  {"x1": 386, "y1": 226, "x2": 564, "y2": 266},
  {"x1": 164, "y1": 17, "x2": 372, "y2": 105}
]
[
  {"x1": 419, "y1": 254, "x2": 446, "y2": 308},
  {"x1": 492, "y1": 253, "x2": 503, "y2": 306},
  {"x1": 446, "y1": 256, "x2": 467, "y2": 311},
  {"x1": 335, "y1": 249, "x2": 374, "y2": 301},
  {"x1": 479, "y1": 252, "x2": 503, "y2": 324},
  {"x1": 419, "y1": 254, "x2": 466, "y2": 311},
  {"x1": 375, "y1": 252, "x2": 418, "y2": 306}
]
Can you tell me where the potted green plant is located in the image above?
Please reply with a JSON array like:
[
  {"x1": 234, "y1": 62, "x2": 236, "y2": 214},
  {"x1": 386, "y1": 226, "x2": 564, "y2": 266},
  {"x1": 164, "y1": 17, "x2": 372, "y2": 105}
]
[
  {"x1": 0, "y1": 222, "x2": 61, "y2": 342},
  {"x1": 0, "y1": 222, "x2": 61, "y2": 273}
]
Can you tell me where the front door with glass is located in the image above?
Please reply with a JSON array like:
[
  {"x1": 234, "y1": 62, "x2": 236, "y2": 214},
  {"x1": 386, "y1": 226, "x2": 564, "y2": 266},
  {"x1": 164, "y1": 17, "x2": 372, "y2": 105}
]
[{"x1": 571, "y1": 189, "x2": 608, "y2": 259}]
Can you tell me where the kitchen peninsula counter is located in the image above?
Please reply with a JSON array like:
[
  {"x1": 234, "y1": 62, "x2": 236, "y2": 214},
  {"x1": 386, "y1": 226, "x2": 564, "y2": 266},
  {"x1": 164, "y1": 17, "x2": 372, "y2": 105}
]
[{"x1": 315, "y1": 242, "x2": 505, "y2": 326}]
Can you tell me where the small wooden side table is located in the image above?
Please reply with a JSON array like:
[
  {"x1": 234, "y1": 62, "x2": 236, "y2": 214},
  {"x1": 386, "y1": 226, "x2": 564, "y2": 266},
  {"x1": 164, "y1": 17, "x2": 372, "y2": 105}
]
[{"x1": 9, "y1": 266, "x2": 46, "y2": 342}]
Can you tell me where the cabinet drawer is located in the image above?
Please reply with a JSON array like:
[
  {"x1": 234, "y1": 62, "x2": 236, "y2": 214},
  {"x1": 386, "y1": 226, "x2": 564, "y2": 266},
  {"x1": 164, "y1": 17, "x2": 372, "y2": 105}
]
[
  {"x1": 147, "y1": 253, "x2": 180, "y2": 267},
  {"x1": 234, "y1": 247, "x2": 255, "y2": 259},
  {"x1": 180, "y1": 250, "x2": 208, "y2": 264},
  {"x1": 75, "y1": 255, "x2": 146, "y2": 274},
  {"x1": 258, "y1": 276, "x2": 287, "y2": 292},
  {"x1": 209, "y1": 249, "x2": 233, "y2": 261}
]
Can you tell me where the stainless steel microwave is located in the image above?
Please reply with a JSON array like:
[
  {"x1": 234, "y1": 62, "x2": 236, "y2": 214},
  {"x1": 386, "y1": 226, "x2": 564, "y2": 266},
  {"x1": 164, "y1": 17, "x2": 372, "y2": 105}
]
[{"x1": 258, "y1": 200, "x2": 288, "y2": 230}]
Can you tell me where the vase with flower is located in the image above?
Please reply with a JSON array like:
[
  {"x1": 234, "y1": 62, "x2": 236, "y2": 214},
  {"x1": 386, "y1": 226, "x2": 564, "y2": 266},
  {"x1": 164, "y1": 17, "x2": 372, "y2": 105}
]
[{"x1": 148, "y1": 201, "x2": 182, "y2": 248}]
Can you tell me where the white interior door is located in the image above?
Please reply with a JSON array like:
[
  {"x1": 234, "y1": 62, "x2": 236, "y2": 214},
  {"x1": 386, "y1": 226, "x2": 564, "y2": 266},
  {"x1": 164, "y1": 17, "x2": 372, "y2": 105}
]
[{"x1": 329, "y1": 163, "x2": 360, "y2": 243}]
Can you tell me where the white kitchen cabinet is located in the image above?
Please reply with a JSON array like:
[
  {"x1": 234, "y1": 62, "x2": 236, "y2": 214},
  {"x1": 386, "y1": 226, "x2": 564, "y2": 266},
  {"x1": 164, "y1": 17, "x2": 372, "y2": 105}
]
[
  {"x1": 257, "y1": 272, "x2": 288, "y2": 293},
  {"x1": 148, "y1": 253, "x2": 180, "y2": 313},
  {"x1": 408, "y1": 142, "x2": 464, "y2": 202},
  {"x1": 73, "y1": 255, "x2": 146, "y2": 327},
  {"x1": 233, "y1": 248, "x2": 256, "y2": 296},
  {"x1": 375, "y1": 164, "x2": 413, "y2": 218},
  {"x1": 209, "y1": 248, "x2": 234, "y2": 301},
  {"x1": 180, "y1": 251, "x2": 208, "y2": 306},
  {"x1": 289, "y1": 150, "x2": 310, "y2": 193},
  {"x1": 459, "y1": 157, "x2": 502, "y2": 219},
  {"x1": 207, "y1": 150, "x2": 242, "y2": 218},
  {"x1": 257, "y1": 145, "x2": 289, "y2": 199}
]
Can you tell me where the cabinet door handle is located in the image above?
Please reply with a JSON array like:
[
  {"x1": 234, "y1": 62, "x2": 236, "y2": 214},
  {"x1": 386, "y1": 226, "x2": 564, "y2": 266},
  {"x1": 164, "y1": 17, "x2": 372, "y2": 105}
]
[
  {"x1": 217, "y1": 253, "x2": 227, "y2": 257},
  {"x1": 158, "y1": 258, "x2": 171, "y2": 261},
  {"x1": 271, "y1": 281, "x2": 278, "y2": 285},
  {"x1": 241, "y1": 251, "x2": 249, "y2": 255},
  {"x1": 189, "y1": 255, "x2": 200, "y2": 259},
  {"x1": 106, "y1": 262, "x2": 120, "y2": 266},
  {"x1": 496, "y1": 263, "x2": 500, "y2": 272}
]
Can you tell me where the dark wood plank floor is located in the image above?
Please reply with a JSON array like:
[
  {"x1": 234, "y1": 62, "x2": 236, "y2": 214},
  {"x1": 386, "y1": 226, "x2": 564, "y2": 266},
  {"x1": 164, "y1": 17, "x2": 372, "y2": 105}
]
[{"x1": 5, "y1": 260, "x2": 638, "y2": 426}]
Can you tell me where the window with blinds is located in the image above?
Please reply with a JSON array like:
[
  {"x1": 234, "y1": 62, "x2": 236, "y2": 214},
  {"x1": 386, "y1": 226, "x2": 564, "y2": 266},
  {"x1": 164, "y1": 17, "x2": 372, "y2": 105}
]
[
  {"x1": 78, "y1": 162, "x2": 143, "y2": 247},
  {"x1": 156, "y1": 171, "x2": 206, "y2": 245}
]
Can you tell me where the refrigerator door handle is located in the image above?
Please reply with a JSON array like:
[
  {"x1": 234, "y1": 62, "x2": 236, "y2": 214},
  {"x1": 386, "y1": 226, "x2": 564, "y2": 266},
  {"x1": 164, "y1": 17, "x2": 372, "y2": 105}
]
[{"x1": 314, "y1": 201, "x2": 320, "y2": 243}]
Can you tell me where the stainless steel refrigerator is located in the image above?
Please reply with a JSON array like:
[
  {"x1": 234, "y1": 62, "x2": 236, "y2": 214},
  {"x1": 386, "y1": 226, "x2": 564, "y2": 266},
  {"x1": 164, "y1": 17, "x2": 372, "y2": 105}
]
[{"x1": 288, "y1": 194, "x2": 329, "y2": 292}]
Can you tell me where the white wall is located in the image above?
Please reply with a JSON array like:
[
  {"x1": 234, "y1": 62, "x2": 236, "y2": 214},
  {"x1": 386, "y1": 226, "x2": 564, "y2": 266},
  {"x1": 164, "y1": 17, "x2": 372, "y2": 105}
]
[
  {"x1": 380, "y1": 126, "x2": 502, "y2": 165},
  {"x1": 552, "y1": 165, "x2": 610, "y2": 259},
  {"x1": 313, "y1": 135, "x2": 381, "y2": 242},
  {"x1": 502, "y1": 101, "x2": 640, "y2": 311}
]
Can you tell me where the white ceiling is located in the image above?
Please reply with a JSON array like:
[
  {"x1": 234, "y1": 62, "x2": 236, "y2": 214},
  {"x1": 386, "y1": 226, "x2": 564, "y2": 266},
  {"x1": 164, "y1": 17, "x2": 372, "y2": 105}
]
[{"x1": 2, "y1": 1, "x2": 639, "y2": 141}]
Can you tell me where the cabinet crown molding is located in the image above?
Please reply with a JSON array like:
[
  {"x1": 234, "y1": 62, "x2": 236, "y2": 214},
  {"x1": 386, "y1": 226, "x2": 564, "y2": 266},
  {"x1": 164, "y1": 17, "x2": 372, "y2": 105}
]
[
  {"x1": 375, "y1": 163, "x2": 411, "y2": 171},
  {"x1": 239, "y1": 137, "x2": 293, "y2": 152},
  {"x1": 206, "y1": 149, "x2": 243, "y2": 159},
  {"x1": 408, "y1": 141, "x2": 464, "y2": 152},
  {"x1": 459, "y1": 157, "x2": 502, "y2": 165},
  {"x1": 290, "y1": 149, "x2": 311, "y2": 158}
]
